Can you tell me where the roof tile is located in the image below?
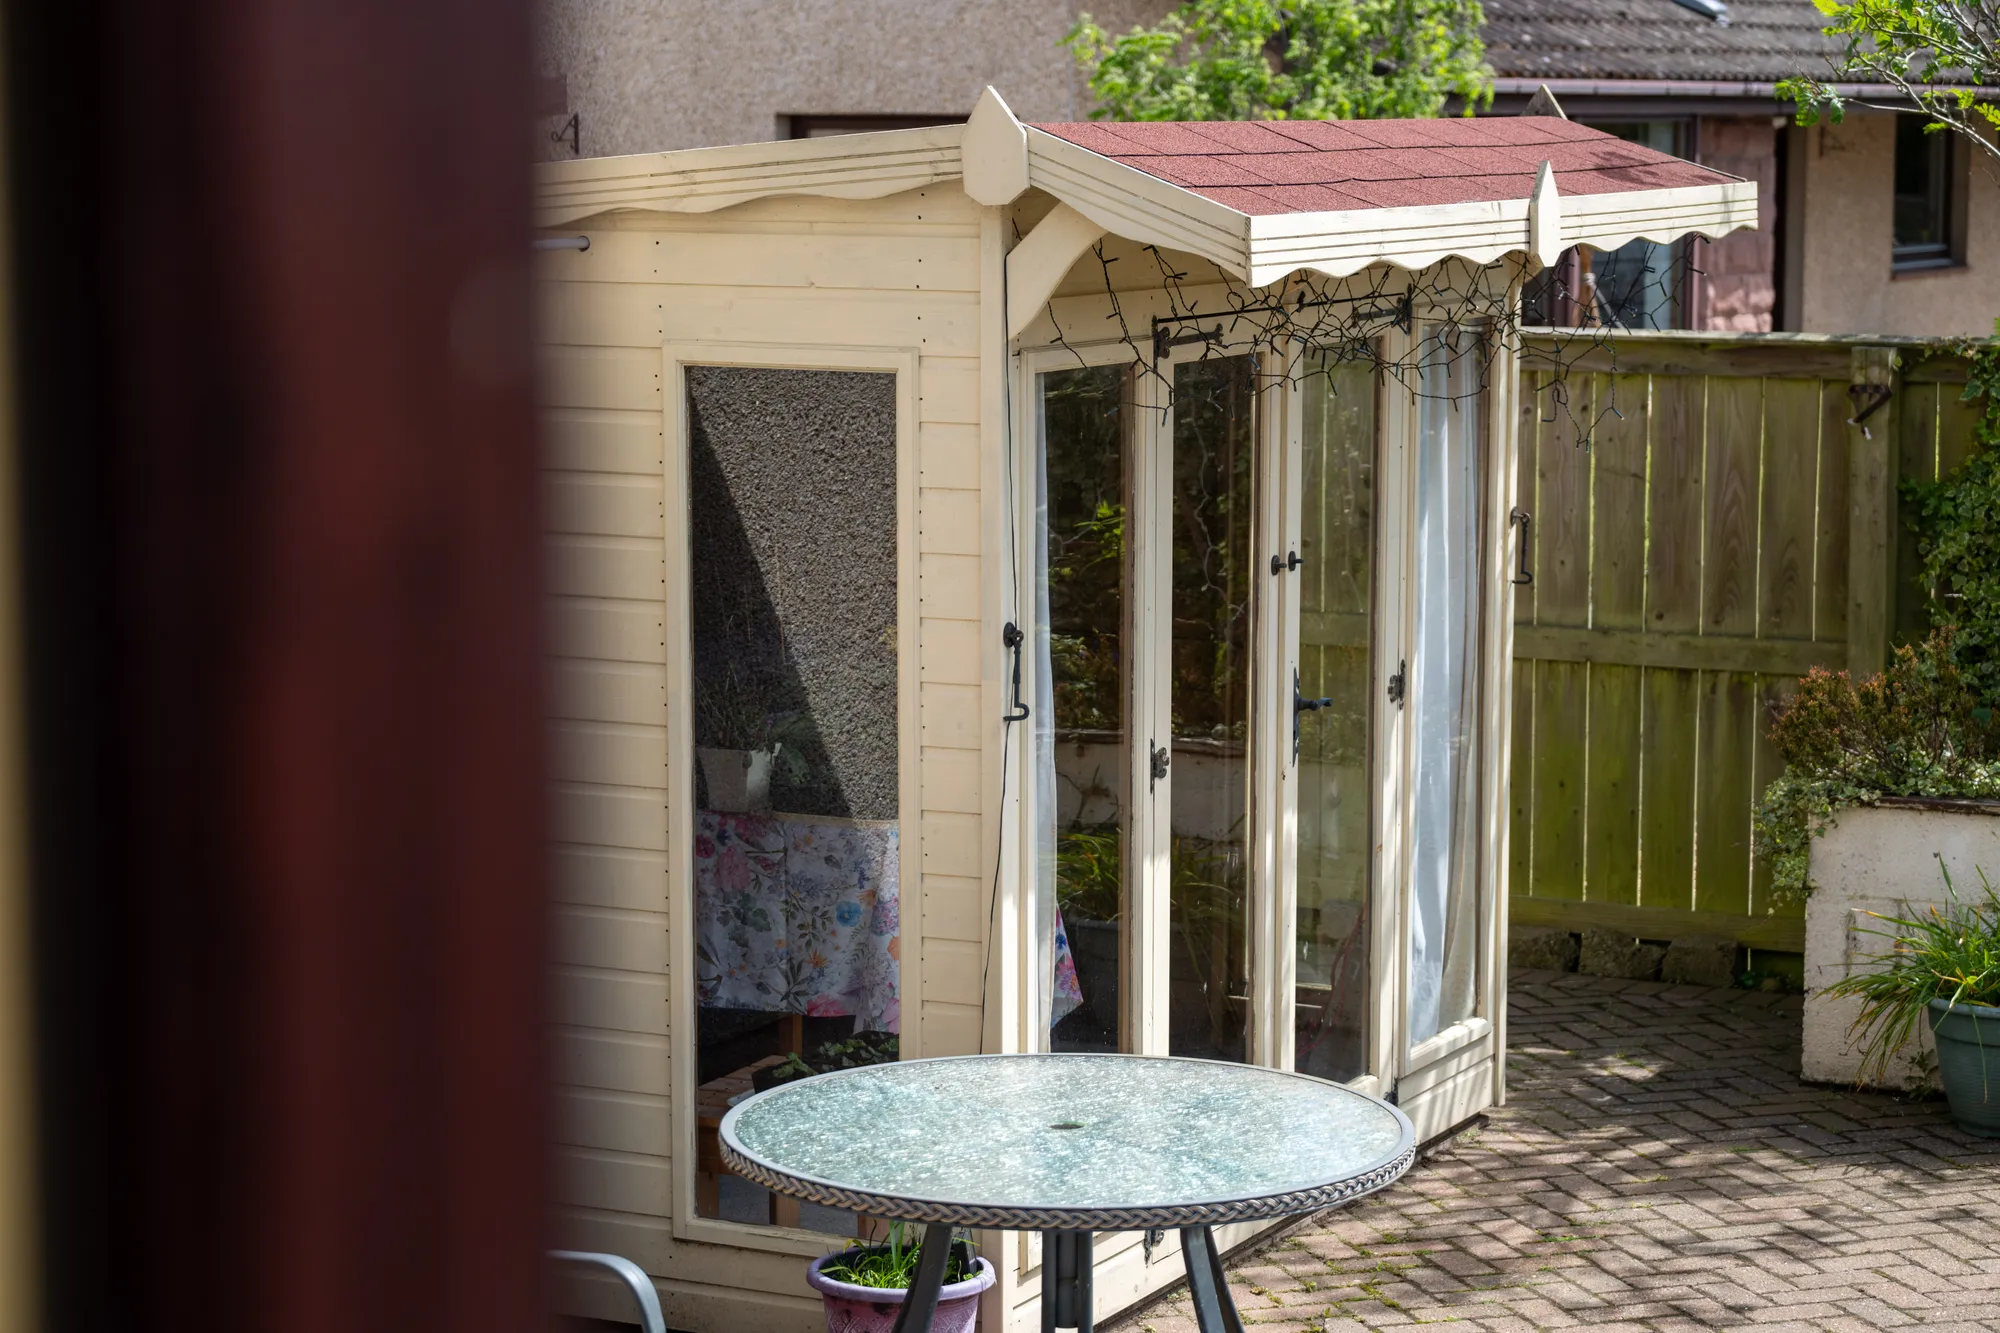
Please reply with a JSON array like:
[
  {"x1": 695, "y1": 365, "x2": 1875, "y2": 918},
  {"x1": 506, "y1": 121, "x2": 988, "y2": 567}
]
[
  {"x1": 1029, "y1": 116, "x2": 1735, "y2": 217},
  {"x1": 1184, "y1": 121, "x2": 1317, "y2": 153}
]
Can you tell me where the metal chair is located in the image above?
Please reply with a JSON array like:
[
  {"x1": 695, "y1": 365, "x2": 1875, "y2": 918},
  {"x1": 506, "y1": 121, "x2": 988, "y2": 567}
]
[{"x1": 551, "y1": 1250, "x2": 667, "y2": 1333}]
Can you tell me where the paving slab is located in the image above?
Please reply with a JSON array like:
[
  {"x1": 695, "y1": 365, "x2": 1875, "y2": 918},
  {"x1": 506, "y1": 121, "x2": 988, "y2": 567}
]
[{"x1": 1109, "y1": 973, "x2": 2000, "y2": 1333}]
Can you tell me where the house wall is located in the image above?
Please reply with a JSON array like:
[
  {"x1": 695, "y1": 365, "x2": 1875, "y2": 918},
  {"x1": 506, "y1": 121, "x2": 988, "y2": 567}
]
[
  {"x1": 534, "y1": 0, "x2": 1175, "y2": 158},
  {"x1": 1796, "y1": 112, "x2": 2000, "y2": 337},
  {"x1": 1694, "y1": 116, "x2": 1778, "y2": 333},
  {"x1": 537, "y1": 186, "x2": 996, "y2": 1330}
]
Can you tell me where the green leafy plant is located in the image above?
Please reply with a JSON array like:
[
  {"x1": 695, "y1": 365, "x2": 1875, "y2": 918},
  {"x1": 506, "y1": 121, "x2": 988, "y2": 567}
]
[
  {"x1": 1065, "y1": 0, "x2": 1492, "y2": 123},
  {"x1": 1906, "y1": 345, "x2": 2000, "y2": 703},
  {"x1": 1824, "y1": 859, "x2": 2000, "y2": 1084},
  {"x1": 1777, "y1": 0, "x2": 2000, "y2": 163},
  {"x1": 818, "y1": 1223, "x2": 977, "y2": 1289},
  {"x1": 1754, "y1": 627, "x2": 2000, "y2": 901}
]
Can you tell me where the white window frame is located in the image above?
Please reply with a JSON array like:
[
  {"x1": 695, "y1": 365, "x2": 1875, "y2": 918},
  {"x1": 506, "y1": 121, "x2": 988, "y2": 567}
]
[{"x1": 661, "y1": 342, "x2": 921, "y2": 1255}]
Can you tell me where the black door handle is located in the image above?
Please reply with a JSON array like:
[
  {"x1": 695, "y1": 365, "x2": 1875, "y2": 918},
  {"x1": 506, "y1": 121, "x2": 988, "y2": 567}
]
[
  {"x1": 1293, "y1": 669, "x2": 1332, "y2": 762},
  {"x1": 1509, "y1": 507, "x2": 1533, "y2": 586}
]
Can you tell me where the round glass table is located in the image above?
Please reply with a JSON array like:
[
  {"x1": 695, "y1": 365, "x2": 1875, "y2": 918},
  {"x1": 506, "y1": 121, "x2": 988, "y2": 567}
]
[{"x1": 719, "y1": 1053, "x2": 1415, "y2": 1333}]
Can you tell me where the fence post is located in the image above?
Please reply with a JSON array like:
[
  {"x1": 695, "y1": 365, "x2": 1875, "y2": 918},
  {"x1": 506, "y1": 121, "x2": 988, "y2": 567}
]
[{"x1": 1847, "y1": 346, "x2": 1900, "y2": 678}]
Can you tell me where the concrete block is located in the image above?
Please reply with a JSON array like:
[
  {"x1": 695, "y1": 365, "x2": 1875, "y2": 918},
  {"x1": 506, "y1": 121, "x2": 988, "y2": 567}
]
[
  {"x1": 1579, "y1": 929, "x2": 1664, "y2": 981},
  {"x1": 1660, "y1": 935, "x2": 1741, "y2": 989},
  {"x1": 1802, "y1": 802, "x2": 2000, "y2": 1089},
  {"x1": 1509, "y1": 926, "x2": 1579, "y2": 973}
]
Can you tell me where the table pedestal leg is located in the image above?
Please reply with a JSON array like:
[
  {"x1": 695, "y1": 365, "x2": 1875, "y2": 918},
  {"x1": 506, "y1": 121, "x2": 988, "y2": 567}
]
[
  {"x1": 1180, "y1": 1226, "x2": 1246, "y2": 1333},
  {"x1": 1040, "y1": 1229, "x2": 1094, "y2": 1332},
  {"x1": 889, "y1": 1221, "x2": 957, "y2": 1333}
]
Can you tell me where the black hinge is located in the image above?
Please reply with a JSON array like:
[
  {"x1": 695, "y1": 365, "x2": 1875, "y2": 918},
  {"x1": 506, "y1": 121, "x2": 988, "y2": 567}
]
[
  {"x1": 1387, "y1": 660, "x2": 1407, "y2": 709},
  {"x1": 1149, "y1": 742, "x2": 1170, "y2": 790}
]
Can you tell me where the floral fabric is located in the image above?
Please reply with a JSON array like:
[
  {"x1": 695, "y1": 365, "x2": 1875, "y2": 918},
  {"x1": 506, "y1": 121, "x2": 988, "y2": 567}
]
[
  {"x1": 693, "y1": 811, "x2": 900, "y2": 1033},
  {"x1": 1052, "y1": 907, "x2": 1084, "y2": 1023}
]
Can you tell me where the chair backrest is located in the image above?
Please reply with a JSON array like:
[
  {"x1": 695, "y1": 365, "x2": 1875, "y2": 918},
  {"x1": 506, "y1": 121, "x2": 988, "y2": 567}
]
[{"x1": 550, "y1": 1250, "x2": 667, "y2": 1333}]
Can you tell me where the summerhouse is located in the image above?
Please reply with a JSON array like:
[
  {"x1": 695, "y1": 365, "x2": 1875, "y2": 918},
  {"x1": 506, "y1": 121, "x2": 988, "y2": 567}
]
[{"x1": 537, "y1": 88, "x2": 1753, "y2": 1332}]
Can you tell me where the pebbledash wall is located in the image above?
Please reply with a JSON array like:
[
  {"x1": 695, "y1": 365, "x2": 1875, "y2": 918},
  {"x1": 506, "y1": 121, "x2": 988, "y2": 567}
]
[
  {"x1": 1788, "y1": 112, "x2": 2000, "y2": 338},
  {"x1": 533, "y1": 0, "x2": 1173, "y2": 158}
]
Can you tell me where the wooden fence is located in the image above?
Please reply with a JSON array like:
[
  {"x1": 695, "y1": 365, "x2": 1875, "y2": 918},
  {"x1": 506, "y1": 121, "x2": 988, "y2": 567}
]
[{"x1": 1507, "y1": 333, "x2": 1978, "y2": 957}]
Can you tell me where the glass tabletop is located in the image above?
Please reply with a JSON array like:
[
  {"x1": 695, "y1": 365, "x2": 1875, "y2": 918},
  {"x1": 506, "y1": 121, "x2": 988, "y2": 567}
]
[{"x1": 717, "y1": 1054, "x2": 1414, "y2": 1229}]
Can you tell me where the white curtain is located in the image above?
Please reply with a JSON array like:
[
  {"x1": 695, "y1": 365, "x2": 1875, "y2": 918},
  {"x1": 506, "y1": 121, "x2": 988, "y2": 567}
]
[
  {"x1": 1407, "y1": 330, "x2": 1485, "y2": 1047},
  {"x1": 1031, "y1": 378, "x2": 1061, "y2": 1043}
]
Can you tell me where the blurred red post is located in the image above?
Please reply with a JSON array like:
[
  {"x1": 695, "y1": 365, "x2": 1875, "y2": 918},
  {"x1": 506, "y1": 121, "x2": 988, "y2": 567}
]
[{"x1": 1, "y1": 0, "x2": 549, "y2": 1329}]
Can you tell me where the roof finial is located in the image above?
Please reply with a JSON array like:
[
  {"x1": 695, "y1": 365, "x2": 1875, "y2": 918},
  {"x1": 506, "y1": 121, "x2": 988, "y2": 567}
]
[
  {"x1": 1522, "y1": 84, "x2": 1568, "y2": 119},
  {"x1": 1529, "y1": 161, "x2": 1563, "y2": 268}
]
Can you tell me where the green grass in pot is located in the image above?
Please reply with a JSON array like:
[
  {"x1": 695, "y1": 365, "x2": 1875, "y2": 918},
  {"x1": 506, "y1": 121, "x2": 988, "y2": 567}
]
[
  {"x1": 1826, "y1": 859, "x2": 2000, "y2": 1085},
  {"x1": 818, "y1": 1222, "x2": 977, "y2": 1289}
]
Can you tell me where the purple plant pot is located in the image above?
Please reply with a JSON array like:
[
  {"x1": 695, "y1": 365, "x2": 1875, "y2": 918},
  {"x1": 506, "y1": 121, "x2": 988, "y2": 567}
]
[{"x1": 806, "y1": 1251, "x2": 995, "y2": 1333}]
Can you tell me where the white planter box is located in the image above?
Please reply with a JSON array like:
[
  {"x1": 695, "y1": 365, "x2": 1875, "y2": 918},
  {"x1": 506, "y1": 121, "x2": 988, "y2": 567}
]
[{"x1": 1802, "y1": 799, "x2": 2000, "y2": 1089}]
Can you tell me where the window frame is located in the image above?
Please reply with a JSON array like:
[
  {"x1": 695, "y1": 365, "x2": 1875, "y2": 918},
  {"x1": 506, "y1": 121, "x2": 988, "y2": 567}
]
[
  {"x1": 1891, "y1": 113, "x2": 1964, "y2": 272},
  {"x1": 662, "y1": 342, "x2": 922, "y2": 1256}
]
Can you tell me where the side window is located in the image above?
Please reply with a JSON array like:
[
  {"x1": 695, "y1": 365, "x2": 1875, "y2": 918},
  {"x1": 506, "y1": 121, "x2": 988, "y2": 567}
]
[
  {"x1": 1892, "y1": 113, "x2": 1957, "y2": 269},
  {"x1": 684, "y1": 366, "x2": 901, "y2": 1235}
]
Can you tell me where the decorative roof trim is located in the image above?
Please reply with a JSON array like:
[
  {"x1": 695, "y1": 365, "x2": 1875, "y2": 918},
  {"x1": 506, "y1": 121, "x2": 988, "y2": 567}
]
[
  {"x1": 531, "y1": 124, "x2": 964, "y2": 226},
  {"x1": 1239, "y1": 177, "x2": 1751, "y2": 286}
]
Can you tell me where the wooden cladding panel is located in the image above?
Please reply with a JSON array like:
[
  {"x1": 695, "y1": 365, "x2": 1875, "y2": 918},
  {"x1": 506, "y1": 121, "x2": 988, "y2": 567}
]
[
  {"x1": 1504, "y1": 344, "x2": 1974, "y2": 932},
  {"x1": 533, "y1": 204, "x2": 991, "y2": 1260}
]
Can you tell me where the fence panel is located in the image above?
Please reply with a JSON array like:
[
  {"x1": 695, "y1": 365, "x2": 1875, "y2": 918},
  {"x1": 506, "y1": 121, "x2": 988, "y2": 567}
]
[{"x1": 1508, "y1": 335, "x2": 1970, "y2": 955}]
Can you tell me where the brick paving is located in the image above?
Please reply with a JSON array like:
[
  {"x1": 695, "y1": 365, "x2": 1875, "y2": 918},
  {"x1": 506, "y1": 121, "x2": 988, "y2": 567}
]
[{"x1": 1118, "y1": 970, "x2": 2000, "y2": 1333}]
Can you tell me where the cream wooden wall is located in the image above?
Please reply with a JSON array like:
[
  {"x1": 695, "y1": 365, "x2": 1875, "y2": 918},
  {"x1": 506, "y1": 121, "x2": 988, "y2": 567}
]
[{"x1": 536, "y1": 186, "x2": 996, "y2": 1329}]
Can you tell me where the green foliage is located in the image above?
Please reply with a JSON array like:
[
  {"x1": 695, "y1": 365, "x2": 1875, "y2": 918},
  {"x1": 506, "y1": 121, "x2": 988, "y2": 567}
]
[
  {"x1": 1905, "y1": 345, "x2": 2000, "y2": 703},
  {"x1": 1824, "y1": 859, "x2": 2000, "y2": 1085},
  {"x1": 819, "y1": 1224, "x2": 977, "y2": 1290},
  {"x1": 692, "y1": 657, "x2": 813, "y2": 785},
  {"x1": 1777, "y1": 0, "x2": 2000, "y2": 161},
  {"x1": 1064, "y1": 0, "x2": 1493, "y2": 122},
  {"x1": 1754, "y1": 628, "x2": 2000, "y2": 902}
]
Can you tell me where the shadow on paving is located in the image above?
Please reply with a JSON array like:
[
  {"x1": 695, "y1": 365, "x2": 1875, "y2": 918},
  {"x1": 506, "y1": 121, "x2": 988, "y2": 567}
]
[{"x1": 1113, "y1": 970, "x2": 2000, "y2": 1333}]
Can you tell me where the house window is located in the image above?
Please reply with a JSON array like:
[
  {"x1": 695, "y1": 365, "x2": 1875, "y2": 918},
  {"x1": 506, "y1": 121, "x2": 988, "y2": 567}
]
[
  {"x1": 1892, "y1": 113, "x2": 1956, "y2": 268},
  {"x1": 1523, "y1": 119, "x2": 1690, "y2": 329}
]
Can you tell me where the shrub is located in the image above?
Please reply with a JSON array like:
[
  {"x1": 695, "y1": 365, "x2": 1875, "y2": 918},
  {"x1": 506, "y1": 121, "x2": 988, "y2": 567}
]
[
  {"x1": 1753, "y1": 627, "x2": 2000, "y2": 901},
  {"x1": 1905, "y1": 345, "x2": 2000, "y2": 705}
]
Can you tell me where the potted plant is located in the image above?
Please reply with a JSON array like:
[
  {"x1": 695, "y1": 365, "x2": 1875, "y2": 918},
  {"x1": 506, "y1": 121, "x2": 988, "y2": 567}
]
[
  {"x1": 1826, "y1": 860, "x2": 2000, "y2": 1137},
  {"x1": 806, "y1": 1224, "x2": 994, "y2": 1333},
  {"x1": 694, "y1": 660, "x2": 810, "y2": 813},
  {"x1": 752, "y1": 1031, "x2": 898, "y2": 1093}
]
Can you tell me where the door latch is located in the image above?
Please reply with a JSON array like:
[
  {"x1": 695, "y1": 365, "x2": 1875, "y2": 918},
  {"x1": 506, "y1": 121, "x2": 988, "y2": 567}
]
[
  {"x1": 1508, "y1": 507, "x2": 1534, "y2": 587},
  {"x1": 1149, "y1": 742, "x2": 1170, "y2": 790},
  {"x1": 1293, "y1": 668, "x2": 1332, "y2": 762},
  {"x1": 1387, "y1": 660, "x2": 1407, "y2": 709},
  {"x1": 1270, "y1": 550, "x2": 1302, "y2": 575}
]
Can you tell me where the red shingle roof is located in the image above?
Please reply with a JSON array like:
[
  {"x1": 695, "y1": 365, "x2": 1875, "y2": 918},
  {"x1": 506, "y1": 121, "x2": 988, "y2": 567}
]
[{"x1": 1030, "y1": 118, "x2": 1734, "y2": 216}]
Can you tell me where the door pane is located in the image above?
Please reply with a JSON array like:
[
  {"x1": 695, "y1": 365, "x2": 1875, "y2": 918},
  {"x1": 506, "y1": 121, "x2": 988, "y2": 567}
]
[
  {"x1": 1040, "y1": 364, "x2": 1133, "y2": 1052},
  {"x1": 1295, "y1": 355, "x2": 1375, "y2": 1083},
  {"x1": 1169, "y1": 356, "x2": 1256, "y2": 1062},
  {"x1": 1408, "y1": 330, "x2": 1486, "y2": 1047}
]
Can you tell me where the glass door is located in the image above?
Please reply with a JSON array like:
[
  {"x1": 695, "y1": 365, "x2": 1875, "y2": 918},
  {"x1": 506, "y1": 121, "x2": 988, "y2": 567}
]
[
  {"x1": 1288, "y1": 352, "x2": 1380, "y2": 1084},
  {"x1": 1034, "y1": 327, "x2": 1500, "y2": 1100},
  {"x1": 1405, "y1": 328, "x2": 1489, "y2": 1057},
  {"x1": 1164, "y1": 354, "x2": 1259, "y2": 1063},
  {"x1": 1276, "y1": 324, "x2": 1499, "y2": 1102},
  {"x1": 1033, "y1": 346, "x2": 1268, "y2": 1063}
]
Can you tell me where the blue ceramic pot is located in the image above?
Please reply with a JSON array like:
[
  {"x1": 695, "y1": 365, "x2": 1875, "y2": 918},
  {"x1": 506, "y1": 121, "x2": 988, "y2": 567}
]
[{"x1": 1929, "y1": 998, "x2": 2000, "y2": 1138}]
